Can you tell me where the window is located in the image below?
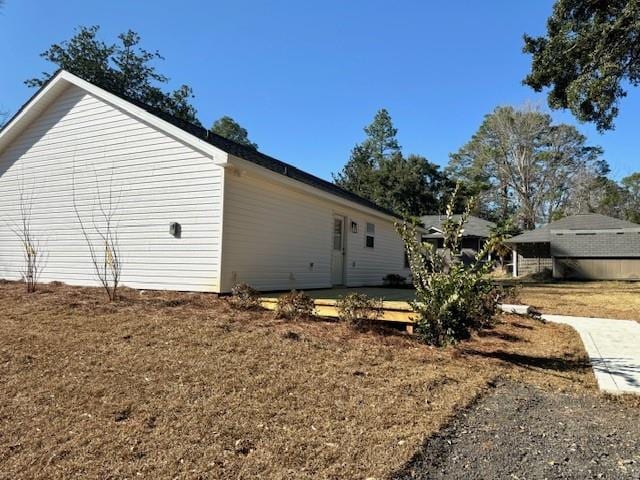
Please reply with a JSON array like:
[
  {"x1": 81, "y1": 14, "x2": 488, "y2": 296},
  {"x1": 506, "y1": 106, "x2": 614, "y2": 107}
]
[
  {"x1": 461, "y1": 237, "x2": 479, "y2": 250},
  {"x1": 404, "y1": 252, "x2": 410, "y2": 268},
  {"x1": 333, "y1": 218, "x2": 343, "y2": 251},
  {"x1": 351, "y1": 221, "x2": 358, "y2": 233},
  {"x1": 365, "y1": 222, "x2": 375, "y2": 248}
]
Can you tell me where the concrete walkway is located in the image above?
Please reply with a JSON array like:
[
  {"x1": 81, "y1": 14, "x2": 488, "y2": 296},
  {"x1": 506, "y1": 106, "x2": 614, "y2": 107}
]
[{"x1": 543, "y1": 314, "x2": 640, "y2": 395}]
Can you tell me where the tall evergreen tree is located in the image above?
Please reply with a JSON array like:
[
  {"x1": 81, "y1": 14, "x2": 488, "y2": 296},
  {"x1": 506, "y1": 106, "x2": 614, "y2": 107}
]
[
  {"x1": 376, "y1": 154, "x2": 449, "y2": 217},
  {"x1": 334, "y1": 109, "x2": 401, "y2": 200},
  {"x1": 210, "y1": 116, "x2": 258, "y2": 149},
  {"x1": 334, "y1": 109, "x2": 447, "y2": 216},
  {"x1": 26, "y1": 26, "x2": 200, "y2": 125},
  {"x1": 362, "y1": 108, "x2": 401, "y2": 162}
]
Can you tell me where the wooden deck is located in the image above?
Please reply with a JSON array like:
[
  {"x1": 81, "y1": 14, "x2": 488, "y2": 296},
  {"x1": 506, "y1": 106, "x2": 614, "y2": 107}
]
[{"x1": 259, "y1": 296, "x2": 417, "y2": 333}]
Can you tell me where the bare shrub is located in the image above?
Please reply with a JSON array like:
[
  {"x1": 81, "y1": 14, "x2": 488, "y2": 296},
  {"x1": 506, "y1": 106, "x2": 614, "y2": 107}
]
[
  {"x1": 72, "y1": 163, "x2": 122, "y2": 302},
  {"x1": 274, "y1": 290, "x2": 315, "y2": 321},
  {"x1": 6, "y1": 173, "x2": 46, "y2": 292},
  {"x1": 228, "y1": 283, "x2": 262, "y2": 310},
  {"x1": 336, "y1": 293, "x2": 383, "y2": 328}
]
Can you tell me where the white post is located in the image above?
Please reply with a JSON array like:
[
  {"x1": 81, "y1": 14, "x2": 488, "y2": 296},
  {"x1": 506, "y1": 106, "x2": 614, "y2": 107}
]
[{"x1": 513, "y1": 245, "x2": 518, "y2": 278}]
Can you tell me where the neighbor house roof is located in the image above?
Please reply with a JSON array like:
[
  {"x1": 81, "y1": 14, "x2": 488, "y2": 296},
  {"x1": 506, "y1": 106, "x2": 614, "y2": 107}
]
[
  {"x1": 506, "y1": 213, "x2": 640, "y2": 244},
  {"x1": 420, "y1": 215, "x2": 496, "y2": 238},
  {"x1": 0, "y1": 70, "x2": 402, "y2": 220}
]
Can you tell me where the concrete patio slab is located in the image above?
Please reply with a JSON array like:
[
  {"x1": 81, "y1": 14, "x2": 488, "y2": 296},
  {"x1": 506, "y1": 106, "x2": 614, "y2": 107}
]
[{"x1": 543, "y1": 314, "x2": 640, "y2": 395}]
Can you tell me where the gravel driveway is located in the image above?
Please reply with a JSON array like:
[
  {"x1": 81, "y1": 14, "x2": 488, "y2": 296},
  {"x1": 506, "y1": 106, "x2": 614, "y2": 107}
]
[{"x1": 393, "y1": 381, "x2": 639, "y2": 479}]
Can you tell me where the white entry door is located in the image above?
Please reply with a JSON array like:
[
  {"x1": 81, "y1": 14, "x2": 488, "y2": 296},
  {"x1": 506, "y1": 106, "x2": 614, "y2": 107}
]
[{"x1": 331, "y1": 216, "x2": 345, "y2": 285}]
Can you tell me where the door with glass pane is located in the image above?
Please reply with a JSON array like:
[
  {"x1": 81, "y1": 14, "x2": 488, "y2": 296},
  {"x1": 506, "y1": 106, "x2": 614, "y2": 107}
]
[{"x1": 331, "y1": 216, "x2": 345, "y2": 285}]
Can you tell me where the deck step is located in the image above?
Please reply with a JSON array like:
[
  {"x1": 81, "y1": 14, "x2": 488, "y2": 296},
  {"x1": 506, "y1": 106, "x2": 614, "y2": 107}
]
[{"x1": 259, "y1": 297, "x2": 416, "y2": 325}]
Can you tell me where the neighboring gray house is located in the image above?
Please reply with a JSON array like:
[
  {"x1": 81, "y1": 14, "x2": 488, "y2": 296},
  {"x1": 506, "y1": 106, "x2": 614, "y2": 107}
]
[
  {"x1": 506, "y1": 213, "x2": 640, "y2": 280},
  {"x1": 421, "y1": 215, "x2": 496, "y2": 253}
]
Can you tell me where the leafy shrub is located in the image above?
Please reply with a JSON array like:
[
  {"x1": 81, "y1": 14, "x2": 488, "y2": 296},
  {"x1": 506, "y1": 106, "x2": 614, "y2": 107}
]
[
  {"x1": 229, "y1": 282, "x2": 261, "y2": 310},
  {"x1": 274, "y1": 290, "x2": 315, "y2": 321},
  {"x1": 382, "y1": 273, "x2": 407, "y2": 287},
  {"x1": 336, "y1": 292, "x2": 383, "y2": 328},
  {"x1": 396, "y1": 184, "x2": 498, "y2": 346},
  {"x1": 494, "y1": 283, "x2": 521, "y2": 304},
  {"x1": 524, "y1": 267, "x2": 553, "y2": 281}
]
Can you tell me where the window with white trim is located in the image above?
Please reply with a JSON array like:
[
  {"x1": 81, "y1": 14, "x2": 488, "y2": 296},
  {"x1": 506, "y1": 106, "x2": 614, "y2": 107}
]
[{"x1": 365, "y1": 222, "x2": 375, "y2": 248}]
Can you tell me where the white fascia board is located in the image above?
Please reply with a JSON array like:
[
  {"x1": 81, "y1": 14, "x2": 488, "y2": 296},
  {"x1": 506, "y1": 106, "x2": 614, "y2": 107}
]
[{"x1": 0, "y1": 75, "x2": 69, "y2": 154}]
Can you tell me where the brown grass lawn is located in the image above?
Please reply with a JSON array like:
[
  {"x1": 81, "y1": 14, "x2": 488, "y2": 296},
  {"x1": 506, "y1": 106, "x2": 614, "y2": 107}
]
[
  {"x1": 517, "y1": 281, "x2": 640, "y2": 321},
  {"x1": 0, "y1": 281, "x2": 595, "y2": 479}
]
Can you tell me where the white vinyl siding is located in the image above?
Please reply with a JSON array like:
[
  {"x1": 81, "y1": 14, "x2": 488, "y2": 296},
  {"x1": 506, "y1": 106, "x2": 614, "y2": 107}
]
[
  {"x1": 0, "y1": 85, "x2": 223, "y2": 292},
  {"x1": 219, "y1": 163, "x2": 411, "y2": 292},
  {"x1": 345, "y1": 214, "x2": 409, "y2": 286}
]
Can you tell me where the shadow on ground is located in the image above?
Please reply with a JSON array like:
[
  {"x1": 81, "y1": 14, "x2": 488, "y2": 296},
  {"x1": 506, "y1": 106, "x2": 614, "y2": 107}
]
[{"x1": 461, "y1": 348, "x2": 590, "y2": 373}]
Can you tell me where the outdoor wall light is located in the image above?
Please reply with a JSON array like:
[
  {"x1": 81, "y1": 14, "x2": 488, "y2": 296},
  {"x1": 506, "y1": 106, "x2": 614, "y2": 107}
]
[{"x1": 169, "y1": 222, "x2": 181, "y2": 238}]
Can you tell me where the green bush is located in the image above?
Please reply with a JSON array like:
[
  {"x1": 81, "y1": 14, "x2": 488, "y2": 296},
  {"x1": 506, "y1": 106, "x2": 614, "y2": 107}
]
[
  {"x1": 229, "y1": 282, "x2": 261, "y2": 310},
  {"x1": 396, "y1": 184, "x2": 498, "y2": 346},
  {"x1": 494, "y1": 283, "x2": 521, "y2": 304},
  {"x1": 336, "y1": 292, "x2": 383, "y2": 328},
  {"x1": 382, "y1": 273, "x2": 407, "y2": 287},
  {"x1": 274, "y1": 290, "x2": 315, "y2": 321}
]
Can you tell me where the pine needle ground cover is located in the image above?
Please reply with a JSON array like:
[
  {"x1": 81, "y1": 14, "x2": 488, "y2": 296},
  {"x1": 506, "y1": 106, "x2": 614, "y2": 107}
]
[
  {"x1": 517, "y1": 281, "x2": 640, "y2": 321},
  {"x1": 0, "y1": 281, "x2": 594, "y2": 479}
]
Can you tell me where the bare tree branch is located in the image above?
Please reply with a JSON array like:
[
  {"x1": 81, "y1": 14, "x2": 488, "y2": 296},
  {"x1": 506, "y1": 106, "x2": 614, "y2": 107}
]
[
  {"x1": 5, "y1": 169, "x2": 46, "y2": 292},
  {"x1": 72, "y1": 157, "x2": 123, "y2": 301}
]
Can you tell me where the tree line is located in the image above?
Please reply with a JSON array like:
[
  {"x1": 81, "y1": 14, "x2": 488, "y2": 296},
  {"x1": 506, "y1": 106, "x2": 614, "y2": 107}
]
[
  {"x1": 20, "y1": 25, "x2": 258, "y2": 149},
  {"x1": 334, "y1": 105, "x2": 640, "y2": 228},
  {"x1": 7, "y1": 12, "x2": 640, "y2": 230}
]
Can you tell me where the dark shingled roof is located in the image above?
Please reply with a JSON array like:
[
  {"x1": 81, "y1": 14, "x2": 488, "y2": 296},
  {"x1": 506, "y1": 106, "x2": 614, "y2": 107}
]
[
  {"x1": 420, "y1": 215, "x2": 496, "y2": 238},
  {"x1": 506, "y1": 213, "x2": 640, "y2": 244}
]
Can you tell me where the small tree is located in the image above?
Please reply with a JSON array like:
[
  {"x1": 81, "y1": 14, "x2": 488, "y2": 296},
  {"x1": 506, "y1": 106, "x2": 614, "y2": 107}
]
[
  {"x1": 72, "y1": 163, "x2": 122, "y2": 301},
  {"x1": 487, "y1": 220, "x2": 521, "y2": 273},
  {"x1": 396, "y1": 185, "x2": 498, "y2": 346},
  {"x1": 7, "y1": 174, "x2": 45, "y2": 292}
]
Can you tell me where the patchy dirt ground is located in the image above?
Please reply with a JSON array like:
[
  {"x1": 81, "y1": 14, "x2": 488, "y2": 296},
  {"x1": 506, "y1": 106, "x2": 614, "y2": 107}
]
[
  {"x1": 0, "y1": 281, "x2": 595, "y2": 479},
  {"x1": 517, "y1": 281, "x2": 640, "y2": 321},
  {"x1": 394, "y1": 381, "x2": 640, "y2": 480}
]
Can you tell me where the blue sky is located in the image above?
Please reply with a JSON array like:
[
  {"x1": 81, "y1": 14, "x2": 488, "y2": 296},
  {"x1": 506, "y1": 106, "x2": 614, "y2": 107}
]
[{"x1": 1, "y1": 1, "x2": 638, "y2": 181}]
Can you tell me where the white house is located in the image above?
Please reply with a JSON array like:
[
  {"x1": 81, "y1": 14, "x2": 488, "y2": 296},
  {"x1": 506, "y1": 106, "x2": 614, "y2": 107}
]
[{"x1": 0, "y1": 70, "x2": 414, "y2": 293}]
